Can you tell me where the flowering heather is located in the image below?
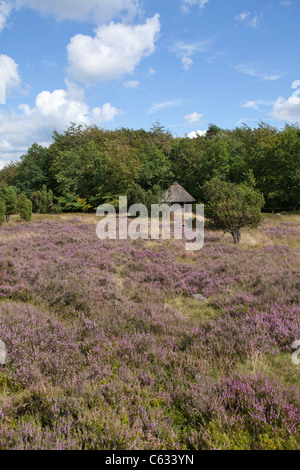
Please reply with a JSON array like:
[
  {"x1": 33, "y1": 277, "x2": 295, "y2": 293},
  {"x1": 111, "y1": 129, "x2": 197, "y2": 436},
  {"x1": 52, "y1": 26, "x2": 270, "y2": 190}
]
[{"x1": 0, "y1": 214, "x2": 299, "y2": 450}]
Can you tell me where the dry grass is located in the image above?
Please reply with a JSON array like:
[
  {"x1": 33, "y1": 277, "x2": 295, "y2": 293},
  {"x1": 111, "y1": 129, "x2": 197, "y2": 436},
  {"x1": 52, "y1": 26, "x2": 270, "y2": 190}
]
[{"x1": 1, "y1": 212, "x2": 299, "y2": 248}]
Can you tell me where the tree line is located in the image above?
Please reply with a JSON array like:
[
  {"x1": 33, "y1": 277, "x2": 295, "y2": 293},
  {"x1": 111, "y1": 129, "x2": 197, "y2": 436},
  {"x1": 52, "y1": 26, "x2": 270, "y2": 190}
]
[{"x1": 0, "y1": 121, "x2": 299, "y2": 215}]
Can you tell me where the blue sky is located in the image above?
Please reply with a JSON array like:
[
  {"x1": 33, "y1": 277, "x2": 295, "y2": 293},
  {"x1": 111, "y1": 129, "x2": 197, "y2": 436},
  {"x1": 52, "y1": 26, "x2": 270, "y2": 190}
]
[{"x1": 0, "y1": 0, "x2": 299, "y2": 168}]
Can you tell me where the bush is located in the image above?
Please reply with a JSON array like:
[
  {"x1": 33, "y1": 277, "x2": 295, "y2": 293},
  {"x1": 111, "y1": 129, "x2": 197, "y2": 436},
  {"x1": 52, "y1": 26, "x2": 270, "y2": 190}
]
[
  {"x1": 203, "y1": 177, "x2": 265, "y2": 243},
  {"x1": 0, "y1": 198, "x2": 6, "y2": 226},
  {"x1": 203, "y1": 373, "x2": 300, "y2": 450},
  {"x1": 53, "y1": 204, "x2": 62, "y2": 214},
  {"x1": 127, "y1": 183, "x2": 163, "y2": 211},
  {"x1": 17, "y1": 193, "x2": 32, "y2": 221},
  {"x1": 76, "y1": 198, "x2": 92, "y2": 212},
  {"x1": 31, "y1": 186, "x2": 54, "y2": 213},
  {"x1": 0, "y1": 186, "x2": 18, "y2": 221}
]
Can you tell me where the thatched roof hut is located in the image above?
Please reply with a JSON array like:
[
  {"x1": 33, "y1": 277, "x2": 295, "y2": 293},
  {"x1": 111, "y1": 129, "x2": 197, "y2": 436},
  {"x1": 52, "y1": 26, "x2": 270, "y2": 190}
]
[{"x1": 161, "y1": 182, "x2": 196, "y2": 205}]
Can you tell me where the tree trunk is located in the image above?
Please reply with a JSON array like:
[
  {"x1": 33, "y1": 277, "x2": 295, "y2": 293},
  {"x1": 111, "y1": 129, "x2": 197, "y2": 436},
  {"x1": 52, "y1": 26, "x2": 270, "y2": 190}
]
[{"x1": 231, "y1": 229, "x2": 241, "y2": 244}]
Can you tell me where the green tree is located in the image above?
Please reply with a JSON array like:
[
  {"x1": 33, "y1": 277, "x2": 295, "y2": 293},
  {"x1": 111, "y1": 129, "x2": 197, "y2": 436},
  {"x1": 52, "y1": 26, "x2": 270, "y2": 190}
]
[
  {"x1": 15, "y1": 144, "x2": 49, "y2": 197},
  {"x1": 53, "y1": 141, "x2": 108, "y2": 210},
  {"x1": 137, "y1": 143, "x2": 173, "y2": 189},
  {"x1": 30, "y1": 185, "x2": 54, "y2": 213},
  {"x1": 31, "y1": 192, "x2": 42, "y2": 213},
  {"x1": 0, "y1": 198, "x2": 6, "y2": 226},
  {"x1": 0, "y1": 186, "x2": 18, "y2": 221},
  {"x1": 203, "y1": 178, "x2": 265, "y2": 244},
  {"x1": 127, "y1": 183, "x2": 163, "y2": 210},
  {"x1": 40, "y1": 184, "x2": 48, "y2": 213},
  {"x1": 17, "y1": 193, "x2": 32, "y2": 221}
]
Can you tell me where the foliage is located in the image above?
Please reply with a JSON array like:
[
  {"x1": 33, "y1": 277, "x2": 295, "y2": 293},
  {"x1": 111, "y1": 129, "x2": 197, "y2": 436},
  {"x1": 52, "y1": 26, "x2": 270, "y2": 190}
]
[
  {"x1": 76, "y1": 198, "x2": 93, "y2": 212},
  {"x1": 0, "y1": 122, "x2": 299, "y2": 212},
  {"x1": 137, "y1": 143, "x2": 173, "y2": 189},
  {"x1": 53, "y1": 204, "x2": 62, "y2": 214},
  {"x1": 203, "y1": 178, "x2": 265, "y2": 243},
  {"x1": 14, "y1": 144, "x2": 49, "y2": 197},
  {"x1": 31, "y1": 185, "x2": 54, "y2": 214},
  {"x1": 17, "y1": 193, "x2": 32, "y2": 221},
  {"x1": 0, "y1": 198, "x2": 5, "y2": 225},
  {"x1": 127, "y1": 183, "x2": 163, "y2": 210},
  {"x1": 0, "y1": 186, "x2": 18, "y2": 221}
]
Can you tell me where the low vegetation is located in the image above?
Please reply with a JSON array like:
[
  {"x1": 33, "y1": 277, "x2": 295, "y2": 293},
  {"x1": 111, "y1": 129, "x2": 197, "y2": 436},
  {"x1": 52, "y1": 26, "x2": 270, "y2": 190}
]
[{"x1": 0, "y1": 213, "x2": 299, "y2": 450}]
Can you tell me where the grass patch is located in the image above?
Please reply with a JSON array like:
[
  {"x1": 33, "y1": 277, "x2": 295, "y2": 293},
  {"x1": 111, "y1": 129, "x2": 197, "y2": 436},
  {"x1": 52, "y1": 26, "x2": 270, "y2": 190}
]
[
  {"x1": 236, "y1": 352, "x2": 300, "y2": 387},
  {"x1": 166, "y1": 296, "x2": 221, "y2": 324}
]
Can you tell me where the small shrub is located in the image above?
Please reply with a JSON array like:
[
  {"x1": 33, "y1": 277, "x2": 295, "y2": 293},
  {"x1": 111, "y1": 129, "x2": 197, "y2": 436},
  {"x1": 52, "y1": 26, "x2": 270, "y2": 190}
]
[
  {"x1": 53, "y1": 204, "x2": 62, "y2": 214},
  {"x1": 17, "y1": 193, "x2": 32, "y2": 221},
  {"x1": 0, "y1": 198, "x2": 6, "y2": 225},
  {"x1": 203, "y1": 178, "x2": 265, "y2": 243}
]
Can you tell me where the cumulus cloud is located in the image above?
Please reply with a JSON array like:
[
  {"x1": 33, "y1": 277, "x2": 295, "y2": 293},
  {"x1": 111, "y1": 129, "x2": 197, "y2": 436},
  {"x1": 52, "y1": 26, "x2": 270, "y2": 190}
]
[
  {"x1": 67, "y1": 14, "x2": 160, "y2": 84},
  {"x1": 0, "y1": 0, "x2": 12, "y2": 32},
  {"x1": 15, "y1": 0, "x2": 140, "y2": 23},
  {"x1": 187, "y1": 130, "x2": 207, "y2": 138},
  {"x1": 0, "y1": 54, "x2": 21, "y2": 98},
  {"x1": 184, "y1": 112, "x2": 203, "y2": 124},
  {"x1": 92, "y1": 102, "x2": 120, "y2": 122},
  {"x1": 270, "y1": 80, "x2": 300, "y2": 122},
  {"x1": 0, "y1": 81, "x2": 121, "y2": 164}
]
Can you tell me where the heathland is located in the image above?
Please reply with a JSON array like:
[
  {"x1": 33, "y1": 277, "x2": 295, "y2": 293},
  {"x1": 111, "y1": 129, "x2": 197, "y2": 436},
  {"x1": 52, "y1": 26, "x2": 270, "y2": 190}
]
[{"x1": 0, "y1": 213, "x2": 299, "y2": 449}]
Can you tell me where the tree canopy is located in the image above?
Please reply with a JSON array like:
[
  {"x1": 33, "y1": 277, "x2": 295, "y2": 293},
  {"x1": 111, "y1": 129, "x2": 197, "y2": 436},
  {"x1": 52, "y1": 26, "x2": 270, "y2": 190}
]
[
  {"x1": 0, "y1": 121, "x2": 299, "y2": 213},
  {"x1": 203, "y1": 178, "x2": 265, "y2": 243}
]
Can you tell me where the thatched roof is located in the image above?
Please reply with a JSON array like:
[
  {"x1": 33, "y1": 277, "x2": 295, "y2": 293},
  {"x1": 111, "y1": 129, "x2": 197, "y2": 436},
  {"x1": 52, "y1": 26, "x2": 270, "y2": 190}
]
[{"x1": 161, "y1": 182, "x2": 196, "y2": 204}]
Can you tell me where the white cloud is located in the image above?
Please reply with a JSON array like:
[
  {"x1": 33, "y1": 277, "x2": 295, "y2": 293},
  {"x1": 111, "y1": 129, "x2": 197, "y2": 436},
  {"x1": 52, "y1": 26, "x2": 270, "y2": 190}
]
[
  {"x1": 250, "y1": 17, "x2": 259, "y2": 29},
  {"x1": 123, "y1": 80, "x2": 140, "y2": 89},
  {"x1": 280, "y1": 1, "x2": 291, "y2": 7},
  {"x1": 0, "y1": 1, "x2": 12, "y2": 32},
  {"x1": 182, "y1": 0, "x2": 210, "y2": 13},
  {"x1": 235, "y1": 10, "x2": 261, "y2": 29},
  {"x1": 184, "y1": 112, "x2": 203, "y2": 124},
  {"x1": 67, "y1": 14, "x2": 160, "y2": 84},
  {"x1": 148, "y1": 68, "x2": 156, "y2": 76},
  {"x1": 187, "y1": 130, "x2": 207, "y2": 138},
  {"x1": 271, "y1": 81, "x2": 300, "y2": 122},
  {"x1": 182, "y1": 57, "x2": 194, "y2": 71},
  {"x1": 0, "y1": 81, "x2": 121, "y2": 164},
  {"x1": 147, "y1": 100, "x2": 182, "y2": 114},
  {"x1": 15, "y1": 0, "x2": 140, "y2": 23},
  {"x1": 92, "y1": 103, "x2": 120, "y2": 122},
  {"x1": 175, "y1": 39, "x2": 212, "y2": 70},
  {"x1": 235, "y1": 64, "x2": 282, "y2": 81},
  {"x1": 242, "y1": 99, "x2": 274, "y2": 110},
  {"x1": 0, "y1": 54, "x2": 21, "y2": 95},
  {"x1": 235, "y1": 11, "x2": 250, "y2": 22}
]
